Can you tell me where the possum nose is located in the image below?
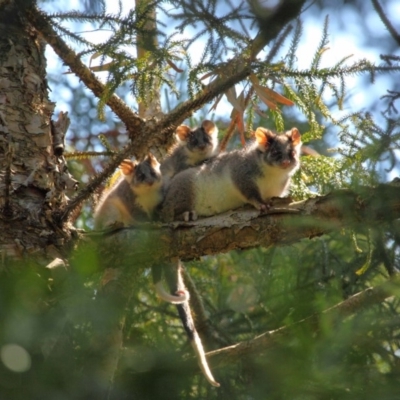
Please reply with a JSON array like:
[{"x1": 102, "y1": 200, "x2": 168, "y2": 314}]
[{"x1": 281, "y1": 160, "x2": 291, "y2": 168}]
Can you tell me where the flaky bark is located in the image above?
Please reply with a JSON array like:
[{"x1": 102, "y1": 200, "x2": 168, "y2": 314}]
[{"x1": 0, "y1": 8, "x2": 74, "y2": 260}]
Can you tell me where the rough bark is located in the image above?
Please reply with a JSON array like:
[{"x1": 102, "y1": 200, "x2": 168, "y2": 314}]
[{"x1": 0, "y1": 7, "x2": 74, "y2": 261}]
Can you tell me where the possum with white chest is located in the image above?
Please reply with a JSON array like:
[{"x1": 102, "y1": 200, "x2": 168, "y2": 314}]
[
  {"x1": 162, "y1": 127, "x2": 302, "y2": 222},
  {"x1": 93, "y1": 154, "x2": 163, "y2": 229}
]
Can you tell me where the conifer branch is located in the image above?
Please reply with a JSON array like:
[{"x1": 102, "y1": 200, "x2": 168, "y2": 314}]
[
  {"x1": 154, "y1": 0, "x2": 307, "y2": 134},
  {"x1": 64, "y1": 151, "x2": 113, "y2": 160},
  {"x1": 46, "y1": 0, "x2": 306, "y2": 222},
  {"x1": 29, "y1": 0, "x2": 307, "y2": 222}
]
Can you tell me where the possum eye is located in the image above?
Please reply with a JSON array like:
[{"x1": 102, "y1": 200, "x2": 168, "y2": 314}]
[{"x1": 136, "y1": 171, "x2": 145, "y2": 181}]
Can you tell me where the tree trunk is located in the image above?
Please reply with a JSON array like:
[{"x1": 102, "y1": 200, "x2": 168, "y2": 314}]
[{"x1": 0, "y1": 3, "x2": 72, "y2": 263}]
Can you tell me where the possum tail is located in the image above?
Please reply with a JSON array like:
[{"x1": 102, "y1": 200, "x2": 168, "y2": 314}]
[
  {"x1": 164, "y1": 260, "x2": 220, "y2": 387},
  {"x1": 152, "y1": 264, "x2": 189, "y2": 304}
]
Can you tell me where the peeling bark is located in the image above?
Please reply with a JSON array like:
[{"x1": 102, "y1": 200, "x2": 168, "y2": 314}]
[{"x1": 0, "y1": 8, "x2": 72, "y2": 261}]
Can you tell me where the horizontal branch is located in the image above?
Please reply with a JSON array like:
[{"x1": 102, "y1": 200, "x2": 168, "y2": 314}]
[
  {"x1": 94, "y1": 183, "x2": 400, "y2": 270},
  {"x1": 206, "y1": 275, "x2": 400, "y2": 368}
]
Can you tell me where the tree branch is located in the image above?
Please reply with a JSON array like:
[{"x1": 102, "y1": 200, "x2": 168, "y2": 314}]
[
  {"x1": 94, "y1": 184, "x2": 400, "y2": 270},
  {"x1": 26, "y1": 6, "x2": 144, "y2": 132}
]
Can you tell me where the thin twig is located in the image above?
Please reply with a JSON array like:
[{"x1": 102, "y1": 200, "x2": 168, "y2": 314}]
[
  {"x1": 207, "y1": 275, "x2": 400, "y2": 367},
  {"x1": 371, "y1": 0, "x2": 400, "y2": 46}
]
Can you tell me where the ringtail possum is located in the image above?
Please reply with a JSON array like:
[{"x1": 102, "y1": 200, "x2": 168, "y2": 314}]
[
  {"x1": 161, "y1": 127, "x2": 302, "y2": 222},
  {"x1": 160, "y1": 119, "x2": 219, "y2": 185},
  {"x1": 154, "y1": 120, "x2": 219, "y2": 304},
  {"x1": 93, "y1": 154, "x2": 163, "y2": 229}
]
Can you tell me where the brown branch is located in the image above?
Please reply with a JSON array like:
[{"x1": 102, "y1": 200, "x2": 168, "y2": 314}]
[
  {"x1": 86, "y1": 184, "x2": 400, "y2": 381},
  {"x1": 117, "y1": 271, "x2": 400, "y2": 377},
  {"x1": 206, "y1": 275, "x2": 400, "y2": 368},
  {"x1": 155, "y1": 0, "x2": 306, "y2": 135},
  {"x1": 93, "y1": 183, "x2": 400, "y2": 271}
]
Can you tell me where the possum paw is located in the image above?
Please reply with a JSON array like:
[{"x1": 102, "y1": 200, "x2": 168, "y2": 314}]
[{"x1": 182, "y1": 210, "x2": 198, "y2": 221}]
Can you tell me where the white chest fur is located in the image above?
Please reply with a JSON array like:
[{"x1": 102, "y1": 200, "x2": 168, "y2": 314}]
[
  {"x1": 256, "y1": 164, "x2": 294, "y2": 200},
  {"x1": 193, "y1": 167, "x2": 246, "y2": 217}
]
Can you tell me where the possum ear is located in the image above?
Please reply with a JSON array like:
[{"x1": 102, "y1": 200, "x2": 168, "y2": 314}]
[
  {"x1": 201, "y1": 120, "x2": 218, "y2": 136},
  {"x1": 146, "y1": 153, "x2": 160, "y2": 168},
  {"x1": 176, "y1": 125, "x2": 192, "y2": 141},
  {"x1": 287, "y1": 127, "x2": 301, "y2": 146},
  {"x1": 254, "y1": 127, "x2": 275, "y2": 151},
  {"x1": 119, "y1": 159, "x2": 137, "y2": 176}
]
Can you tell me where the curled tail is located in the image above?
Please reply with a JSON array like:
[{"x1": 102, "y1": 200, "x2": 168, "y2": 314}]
[
  {"x1": 164, "y1": 260, "x2": 220, "y2": 387},
  {"x1": 154, "y1": 281, "x2": 189, "y2": 304},
  {"x1": 152, "y1": 264, "x2": 189, "y2": 304}
]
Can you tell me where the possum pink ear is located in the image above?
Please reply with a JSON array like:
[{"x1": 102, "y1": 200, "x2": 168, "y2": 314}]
[
  {"x1": 202, "y1": 120, "x2": 218, "y2": 135},
  {"x1": 255, "y1": 127, "x2": 275, "y2": 150},
  {"x1": 176, "y1": 125, "x2": 191, "y2": 141},
  {"x1": 288, "y1": 127, "x2": 301, "y2": 146},
  {"x1": 119, "y1": 159, "x2": 136, "y2": 176}
]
